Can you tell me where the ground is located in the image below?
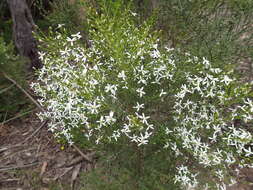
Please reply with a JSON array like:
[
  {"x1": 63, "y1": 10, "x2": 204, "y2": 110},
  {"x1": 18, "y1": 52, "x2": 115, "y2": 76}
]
[{"x1": 0, "y1": 111, "x2": 95, "y2": 190}]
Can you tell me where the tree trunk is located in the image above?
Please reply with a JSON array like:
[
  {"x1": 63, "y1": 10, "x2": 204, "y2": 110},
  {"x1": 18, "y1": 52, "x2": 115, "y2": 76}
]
[
  {"x1": 151, "y1": 0, "x2": 159, "y2": 10},
  {"x1": 7, "y1": 0, "x2": 42, "y2": 70}
]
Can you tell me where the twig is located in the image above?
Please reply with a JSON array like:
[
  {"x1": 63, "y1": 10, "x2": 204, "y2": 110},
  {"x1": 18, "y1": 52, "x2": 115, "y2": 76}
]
[
  {"x1": 2, "y1": 72, "x2": 45, "y2": 112},
  {"x1": 0, "y1": 147, "x2": 8, "y2": 153},
  {"x1": 22, "y1": 120, "x2": 48, "y2": 143},
  {"x1": 66, "y1": 156, "x2": 84, "y2": 167},
  {"x1": 71, "y1": 163, "x2": 82, "y2": 190},
  {"x1": 72, "y1": 144, "x2": 92, "y2": 163},
  {"x1": 53, "y1": 167, "x2": 73, "y2": 181},
  {"x1": 0, "y1": 144, "x2": 24, "y2": 152},
  {"x1": 0, "y1": 84, "x2": 15, "y2": 94},
  {"x1": 0, "y1": 147, "x2": 38, "y2": 162},
  {"x1": 67, "y1": 152, "x2": 96, "y2": 167},
  {"x1": 0, "y1": 162, "x2": 39, "y2": 172},
  {"x1": 0, "y1": 178, "x2": 20, "y2": 182},
  {"x1": 0, "y1": 109, "x2": 35, "y2": 125}
]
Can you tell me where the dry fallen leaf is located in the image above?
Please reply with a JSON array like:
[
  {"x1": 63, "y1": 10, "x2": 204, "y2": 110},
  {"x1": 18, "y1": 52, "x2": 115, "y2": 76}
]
[
  {"x1": 71, "y1": 163, "x2": 82, "y2": 189},
  {"x1": 42, "y1": 177, "x2": 53, "y2": 184},
  {"x1": 67, "y1": 156, "x2": 83, "y2": 167},
  {"x1": 53, "y1": 167, "x2": 73, "y2": 181},
  {"x1": 40, "y1": 161, "x2": 48, "y2": 176}
]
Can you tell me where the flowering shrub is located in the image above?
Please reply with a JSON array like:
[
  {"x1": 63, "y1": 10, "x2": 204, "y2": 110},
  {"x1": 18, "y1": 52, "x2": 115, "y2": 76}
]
[{"x1": 32, "y1": 2, "x2": 253, "y2": 189}]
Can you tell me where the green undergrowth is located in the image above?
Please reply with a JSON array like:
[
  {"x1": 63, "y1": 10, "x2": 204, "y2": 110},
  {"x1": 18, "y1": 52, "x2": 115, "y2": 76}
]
[
  {"x1": 80, "y1": 143, "x2": 180, "y2": 190},
  {"x1": 0, "y1": 36, "x2": 30, "y2": 122}
]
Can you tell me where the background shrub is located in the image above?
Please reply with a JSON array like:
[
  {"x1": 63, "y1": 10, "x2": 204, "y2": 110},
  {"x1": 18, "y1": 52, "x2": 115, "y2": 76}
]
[
  {"x1": 137, "y1": 0, "x2": 253, "y2": 72},
  {"x1": 0, "y1": 36, "x2": 29, "y2": 122}
]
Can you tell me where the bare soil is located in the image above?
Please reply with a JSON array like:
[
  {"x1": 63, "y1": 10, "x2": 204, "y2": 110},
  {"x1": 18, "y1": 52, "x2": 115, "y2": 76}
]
[{"x1": 0, "y1": 111, "x2": 95, "y2": 190}]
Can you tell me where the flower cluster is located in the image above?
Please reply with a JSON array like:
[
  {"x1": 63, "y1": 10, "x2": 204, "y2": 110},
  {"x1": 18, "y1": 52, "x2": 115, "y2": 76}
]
[
  {"x1": 169, "y1": 55, "x2": 253, "y2": 188},
  {"x1": 33, "y1": 7, "x2": 253, "y2": 190}
]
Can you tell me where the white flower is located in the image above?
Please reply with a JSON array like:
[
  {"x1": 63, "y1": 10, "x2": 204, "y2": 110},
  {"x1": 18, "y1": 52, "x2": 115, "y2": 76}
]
[
  {"x1": 159, "y1": 89, "x2": 167, "y2": 97},
  {"x1": 130, "y1": 134, "x2": 138, "y2": 143},
  {"x1": 136, "y1": 87, "x2": 145, "y2": 97},
  {"x1": 71, "y1": 32, "x2": 82, "y2": 39},
  {"x1": 66, "y1": 37, "x2": 76, "y2": 46},
  {"x1": 38, "y1": 51, "x2": 46, "y2": 61},
  {"x1": 137, "y1": 78, "x2": 147, "y2": 85},
  {"x1": 215, "y1": 169, "x2": 224, "y2": 180},
  {"x1": 133, "y1": 102, "x2": 144, "y2": 112},
  {"x1": 87, "y1": 101, "x2": 100, "y2": 114},
  {"x1": 97, "y1": 116, "x2": 105, "y2": 127},
  {"x1": 118, "y1": 70, "x2": 126, "y2": 80},
  {"x1": 136, "y1": 112, "x2": 150, "y2": 125},
  {"x1": 57, "y1": 24, "x2": 65, "y2": 28},
  {"x1": 105, "y1": 84, "x2": 117, "y2": 96},
  {"x1": 111, "y1": 130, "x2": 121, "y2": 141},
  {"x1": 137, "y1": 65, "x2": 148, "y2": 76},
  {"x1": 243, "y1": 146, "x2": 253, "y2": 157},
  {"x1": 165, "y1": 47, "x2": 174, "y2": 52},
  {"x1": 151, "y1": 49, "x2": 160, "y2": 58},
  {"x1": 165, "y1": 127, "x2": 173, "y2": 134},
  {"x1": 164, "y1": 142, "x2": 170, "y2": 149},
  {"x1": 203, "y1": 57, "x2": 210, "y2": 67},
  {"x1": 217, "y1": 183, "x2": 226, "y2": 190},
  {"x1": 222, "y1": 75, "x2": 233, "y2": 85},
  {"x1": 89, "y1": 79, "x2": 99, "y2": 86},
  {"x1": 105, "y1": 111, "x2": 116, "y2": 124},
  {"x1": 60, "y1": 47, "x2": 69, "y2": 56},
  {"x1": 137, "y1": 131, "x2": 151, "y2": 146},
  {"x1": 130, "y1": 11, "x2": 137, "y2": 16},
  {"x1": 225, "y1": 153, "x2": 236, "y2": 165}
]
